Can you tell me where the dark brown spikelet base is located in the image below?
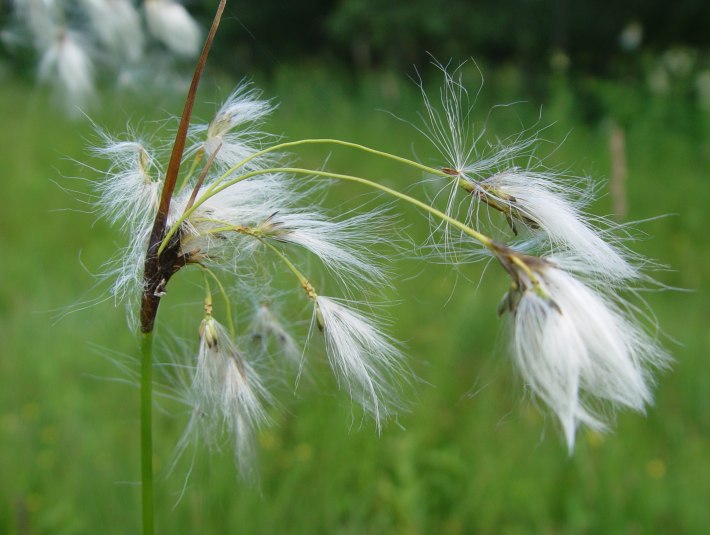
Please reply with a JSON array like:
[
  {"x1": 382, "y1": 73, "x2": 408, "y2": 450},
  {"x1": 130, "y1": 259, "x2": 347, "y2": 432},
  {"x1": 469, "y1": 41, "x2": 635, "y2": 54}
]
[
  {"x1": 140, "y1": 228, "x2": 188, "y2": 333},
  {"x1": 138, "y1": 0, "x2": 227, "y2": 333}
]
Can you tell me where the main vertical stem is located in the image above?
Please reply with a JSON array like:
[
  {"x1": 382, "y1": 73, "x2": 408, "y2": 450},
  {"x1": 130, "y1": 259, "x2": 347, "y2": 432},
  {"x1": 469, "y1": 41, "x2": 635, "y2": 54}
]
[
  {"x1": 137, "y1": 4, "x2": 226, "y2": 532},
  {"x1": 140, "y1": 331, "x2": 154, "y2": 535}
]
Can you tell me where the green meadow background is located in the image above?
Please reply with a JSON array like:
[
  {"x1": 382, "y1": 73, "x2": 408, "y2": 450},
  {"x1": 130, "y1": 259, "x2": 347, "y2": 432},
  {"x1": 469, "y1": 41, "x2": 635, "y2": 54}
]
[{"x1": 1, "y1": 62, "x2": 709, "y2": 534}]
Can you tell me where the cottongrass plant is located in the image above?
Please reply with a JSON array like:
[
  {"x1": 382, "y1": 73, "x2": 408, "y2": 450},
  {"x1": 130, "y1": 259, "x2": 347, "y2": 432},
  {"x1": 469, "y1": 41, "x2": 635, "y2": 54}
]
[
  {"x1": 86, "y1": 4, "x2": 669, "y2": 533},
  {"x1": 7, "y1": 0, "x2": 202, "y2": 113}
]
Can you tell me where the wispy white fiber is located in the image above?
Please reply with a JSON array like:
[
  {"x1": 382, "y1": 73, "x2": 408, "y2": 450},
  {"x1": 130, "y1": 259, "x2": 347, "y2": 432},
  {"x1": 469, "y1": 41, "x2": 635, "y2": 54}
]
[
  {"x1": 81, "y1": 0, "x2": 144, "y2": 63},
  {"x1": 255, "y1": 209, "x2": 391, "y2": 289},
  {"x1": 315, "y1": 296, "x2": 408, "y2": 431},
  {"x1": 192, "y1": 85, "x2": 276, "y2": 171},
  {"x1": 38, "y1": 29, "x2": 94, "y2": 111},
  {"x1": 144, "y1": 0, "x2": 201, "y2": 58},
  {"x1": 250, "y1": 303, "x2": 302, "y2": 366},
  {"x1": 190, "y1": 316, "x2": 271, "y2": 479},
  {"x1": 507, "y1": 260, "x2": 668, "y2": 450},
  {"x1": 92, "y1": 138, "x2": 160, "y2": 232},
  {"x1": 416, "y1": 66, "x2": 640, "y2": 283},
  {"x1": 172, "y1": 172, "x2": 388, "y2": 290},
  {"x1": 91, "y1": 137, "x2": 161, "y2": 309},
  {"x1": 471, "y1": 170, "x2": 639, "y2": 282}
]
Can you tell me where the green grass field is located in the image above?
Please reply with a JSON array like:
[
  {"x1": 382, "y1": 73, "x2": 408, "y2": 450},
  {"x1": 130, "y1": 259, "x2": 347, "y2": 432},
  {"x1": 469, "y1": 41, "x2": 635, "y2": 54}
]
[{"x1": 1, "y1": 66, "x2": 709, "y2": 534}]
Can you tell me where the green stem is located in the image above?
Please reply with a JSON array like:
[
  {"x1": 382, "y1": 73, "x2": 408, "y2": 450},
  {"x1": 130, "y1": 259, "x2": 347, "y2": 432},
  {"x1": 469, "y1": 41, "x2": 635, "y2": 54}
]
[
  {"x1": 140, "y1": 331, "x2": 155, "y2": 535},
  {"x1": 217, "y1": 138, "x2": 449, "y2": 183},
  {"x1": 161, "y1": 166, "x2": 494, "y2": 255},
  {"x1": 159, "y1": 138, "x2": 456, "y2": 256},
  {"x1": 177, "y1": 149, "x2": 204, "y2": 194},
  {"x1": 260, "y1": 239, "x2": 317, "y2": 297},
  {"x1": 198, "y1": 265, "x2": 236, "y2": 338}
]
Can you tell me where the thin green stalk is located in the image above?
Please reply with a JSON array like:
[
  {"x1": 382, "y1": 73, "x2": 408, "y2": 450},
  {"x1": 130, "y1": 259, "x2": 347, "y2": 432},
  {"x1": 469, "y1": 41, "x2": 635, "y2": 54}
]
[
  {"x1": 260, "y1": 240, "x2": 316, "y2": 296},
  {"x1": 161, "y1": 166, "x2": 494, "y2": 255},
  {"x1": 196, "y1": 221, "x2": 317, "y2": 301},
  {"x1": 176, "y1": 149, "x2": 204, "y2": 194},
  {"x1": 159, "y1": 138, "x2": 457, "y2": 256},
  {"x1": 199, "y1": 265, "x2": 236, "y2": 338},
  {"x1": 206, "y1": 138, "x2": 449, "y2": 193},
  {"x1": 140, "y1": 331, "x2": 154, "y2": 535}
]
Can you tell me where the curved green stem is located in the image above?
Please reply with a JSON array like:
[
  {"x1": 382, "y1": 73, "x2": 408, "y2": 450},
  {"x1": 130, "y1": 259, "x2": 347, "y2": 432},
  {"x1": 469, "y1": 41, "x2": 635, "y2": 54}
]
[
  {"x1": 161, "y1": 166, "x2": 494, "y2": 255},
  {"x1": 198, "y1": 266, "x2": 236, "y2": 338},
  {"x1": 259, "y1": 240, "x2": 318, "y2": 299},
  {"x1": 209, "y1": 138, "x2": 449, "y2": 191},
  {"x1": 177, "y1": 149, "x2": 204, "y2": 195},
  {"x1": 140, "y1": 331, "x2": 154, "y2": 535},
  {"x1": 196, "y1": 220, "x2": 318, "y2": 301}
]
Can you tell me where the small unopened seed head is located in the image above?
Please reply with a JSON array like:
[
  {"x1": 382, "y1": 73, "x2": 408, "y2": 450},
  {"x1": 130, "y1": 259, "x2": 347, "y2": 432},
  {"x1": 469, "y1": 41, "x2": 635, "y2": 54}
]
[{"x1": 199, "y1": 316, "x2": 219, "y2": 349}]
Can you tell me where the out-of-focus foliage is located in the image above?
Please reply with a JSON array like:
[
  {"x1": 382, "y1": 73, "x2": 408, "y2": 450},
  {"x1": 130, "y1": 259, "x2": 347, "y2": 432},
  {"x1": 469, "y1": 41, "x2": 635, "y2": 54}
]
[
  {"x1": 4, "y1": 0, "x2": 710, "y2": 76},
  {"x1": 2, "y1": 0, "x2": 710, "y2": 121},
  {"x1": 191, "y1": 0, "x2": 710, "y2": 75}
]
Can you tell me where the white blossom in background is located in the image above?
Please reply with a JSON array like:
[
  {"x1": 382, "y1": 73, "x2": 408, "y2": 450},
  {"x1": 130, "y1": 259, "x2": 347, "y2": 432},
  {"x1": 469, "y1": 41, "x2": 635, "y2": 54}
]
[
  {"x1": 81, "y1": 0, "x2": 145, "y2": 63},
  {"x1": 8, "y1": 0, "x2": 204, "y2": 115},
  {"x1": 38, "y1": 29, "x2": 95, "y2": 112},
  {"x1": 144, "y1": 0, "x2": 202, "y2": 58},
  {"x1": 13, "y1": 0, "x2": 58, "y2": 51}
]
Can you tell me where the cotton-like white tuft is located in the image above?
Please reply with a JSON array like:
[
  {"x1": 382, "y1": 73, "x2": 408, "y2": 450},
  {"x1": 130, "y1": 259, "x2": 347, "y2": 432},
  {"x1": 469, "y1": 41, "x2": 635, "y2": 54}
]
[
  {"x1": 38, "y1": 29, "x2": 94, "y2": 111},
  {"x1": 193, "y1": 85, "x2": 276, "y2": 170},
  {"x1": 250, "y1": 303, "x2": 302, "y2": 366},
  {"x1": 91, "y1": 138, "x2": 161, "y2": 307},
  {"x1": 81, "y1": 0, "x2": 145, "y2": 63},
  {"x1": 507, "y1": 261, "x2": 668, "y2": 450},
  {"x1": 315, "y1": 296, "x2": 408, "y2": 431},
  {"x1": 193, "y1": 317, "x2": 270, "y2": 478},
  {"x1": 256, "y1": 210, "x2": 392, "y2": 289},
  {"x1": 466, "y1": 170, "x2": 639, "y2": 282},
  {"x1": 172, "y1": 170, "x2": 388, "y2": 290},
  {"x1": 414, "y1": 66, "x2": 639, "y2": 283},
  {"x1": 144, "y1": 0, "x2": 201, "y2": 58},
  {"x1": 92, "y1": 139, "x2": 160, "y2": 232}
]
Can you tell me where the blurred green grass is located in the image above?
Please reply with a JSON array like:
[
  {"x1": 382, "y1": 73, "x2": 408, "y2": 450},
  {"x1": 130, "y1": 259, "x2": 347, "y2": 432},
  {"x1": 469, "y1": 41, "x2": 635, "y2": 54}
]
[{"x1": 1, "y1": 67, "x2": 709, "y2": 534}]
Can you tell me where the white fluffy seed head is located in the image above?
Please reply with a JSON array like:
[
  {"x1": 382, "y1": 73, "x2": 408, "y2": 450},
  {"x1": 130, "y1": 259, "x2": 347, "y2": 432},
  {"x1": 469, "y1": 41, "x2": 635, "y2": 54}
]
[
  {"x1": 196, "y1": 85, "x2": 277, "y2": 170},
  {"x1": 144, "y1": 0, "x2": 201, "y2": 58},
  {"x1": 506, "y1": 260, "x2": 668, "y2": 450},
  {"x1": 469, "y1": 170, "x2": 639, "y2": 282},
  {"x1": 193, "y1": 317, "x2": 271, "y2": 478},
  {"x1": 93, "y1": 138, "x2": 160, "y2": 232},
  {"x1": 173, "y1": 170, "x2": 389, "y2": 291},
  {"x1": 315, "y1": 296, "x2": 409, "y2": 431},
  {"x1": 81, "y1": 0, "x2": 145, "y2": 63},
  {"x1": 250, "y1": 303, "x2": 302, "y2": 366},
  {"x1": 38, "y1": 29, "x2": 94, "y2": 112},
  {"x1": 255, "y1": 209, "x2": 392, "y2": 290},
  {"x1": 414, "y1": 65, "x2": 642, "y2": 284}
]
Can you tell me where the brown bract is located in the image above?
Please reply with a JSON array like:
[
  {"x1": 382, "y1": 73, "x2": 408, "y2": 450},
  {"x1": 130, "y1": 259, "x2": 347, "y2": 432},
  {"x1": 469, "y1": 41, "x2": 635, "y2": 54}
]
[{"x1": 139, "y1": 0, "x2": 227, "y2": 333}]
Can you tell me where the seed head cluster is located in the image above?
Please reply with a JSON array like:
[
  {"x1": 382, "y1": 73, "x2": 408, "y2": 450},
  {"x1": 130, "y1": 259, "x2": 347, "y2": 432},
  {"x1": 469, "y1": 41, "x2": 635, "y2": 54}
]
[
  {"x1": 8, "y1": 0, "x2": 203, "y2": 112},
  {"x1": 92, "y1": 72, "x2": 669, "y2": 478}
]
